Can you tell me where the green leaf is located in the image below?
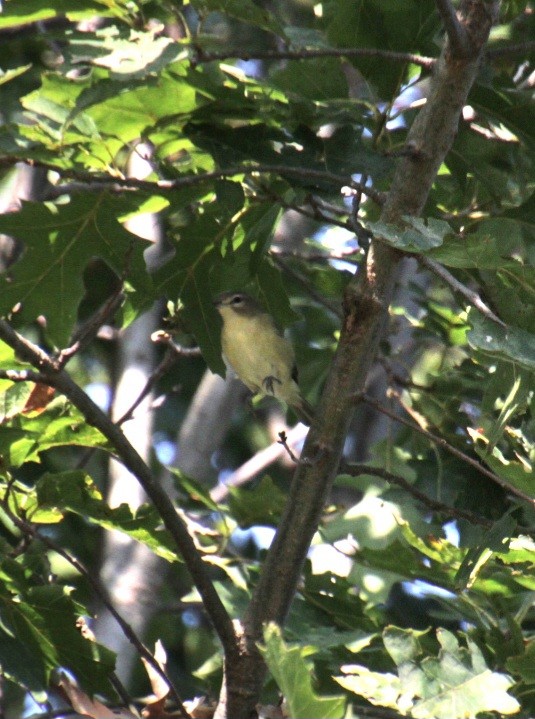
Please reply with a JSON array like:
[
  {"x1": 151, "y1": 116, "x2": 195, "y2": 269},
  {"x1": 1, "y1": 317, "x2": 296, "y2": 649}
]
[
  {"x1": 182, "y1": 251, "x2": 225, "y2": 375},
  {"x1": 0, "y1": 477, "x2": 63, "y2": 524},
  {"x1": 0, "y1": 194, "x2": 152, "y2": 345},
  {"x1": 482, "y1": 264, "x2": 535, "y2": 333},
  {"x1": 228, "y1": 475, "x2": 287, "y2": 528},
  {"x1": 470, "y1": 83, "x2": 535, "y2": 152},
  {"x1": 0, "y1": 382, "x2": 33, "y2": 422},
  {"x1": 25, "y1": 585, "x2": 115, "y2": 695},
  {"x1": 0, "y1": 398, "x2": 110, "y2": 467},
  {"x1": 428, "y1": 229, "x2": 519, "y2": 269},
  {"x1": 0, "y1": 567, "x2": 114, "y2": 695},
  {"x1": 506, "y1": 640, "x2": 535, "y2": 682},
  {"x1": 185, "y1": 122, "x2": 325, "y2": 180},
  {"x1": 0, "y1": 578, "x2": 49, "y2": 692},
  {"x1": 337, "y1": 628, "x2": 520, "y2": 719},
  {"x1": 242, "y1": 203, "x2": 282, "y2": 269},
  {"x1": 335, "y1": 665, "x2": 403, "y2": 710},
  {"x1": 301, "y1": 571, "x2": 373, "y2": 631},
  {"x1": 324, "y1": 124, "x2": 393, "y2": 179},
  {"x1": 0, "y1": 0, "x2": 107, "y2": 29},
  {"x1": 35, "y1": 472, "x2": 181, "y2": 562},
  {"x1": 260, "y1": 624, "x2": 346, "y2": 719},
  {"x1": 191, "y1": 0, "x2": 285, "y2": 35},
  {"x1": 171, "y1": 469, "x2": 221, "y2": 512},
  {"x1": 370, "y1": 217, "x2": 451, "y2": 252},
  {"x1": 66, "y1": 28, "x2": 185, "y2": 80},
  {"x1": 0, "y1": 65, "x2": 32, "y2": 87},
  {"x1": 473, "y1": 448, "x2": 535, "y2": 501},
  {"x1": 19, "y1": 62, "x2": 197, "y2": 171},
  {"x1": 468, "y1": 311, "x2": 535, "y2": 371},
  {"x1": 153, "y1": 214, "x2": 225, "y2": 374},
  {"x1": 411, "y1": 630, "x2": 519, "y2": 718},
  {"x1": 454, "y1": 513, "x2": 517, "y2": 590},
  {"x1": 256, "y1": 261, "x2": 300, "y2": 328},
  {"x1": 271, "y1": 58, "x2": 348, "y2": 101},
  {"x1": 326, "y1": 0, "x2": 439, "y2": 99}
]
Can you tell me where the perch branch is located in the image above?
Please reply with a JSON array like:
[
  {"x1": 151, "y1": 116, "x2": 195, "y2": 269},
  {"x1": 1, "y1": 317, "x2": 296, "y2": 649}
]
[
  {"x1": 0, "y1": 319, "x2": 238, "y2": 655},
  {"x1": 435, "y1": 0, "x2": 471, "y2": 57}
]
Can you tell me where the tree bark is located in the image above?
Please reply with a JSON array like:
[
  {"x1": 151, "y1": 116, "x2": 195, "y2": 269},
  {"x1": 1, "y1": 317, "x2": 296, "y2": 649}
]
[{"x1": 214, "y1": 1, "x2": 500, "y2": 716}]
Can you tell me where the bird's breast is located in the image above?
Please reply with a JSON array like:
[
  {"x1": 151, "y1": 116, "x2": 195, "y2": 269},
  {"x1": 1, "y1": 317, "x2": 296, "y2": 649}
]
[{"x1": 221, "y1": 312, "x2": 295, "y2": 395}]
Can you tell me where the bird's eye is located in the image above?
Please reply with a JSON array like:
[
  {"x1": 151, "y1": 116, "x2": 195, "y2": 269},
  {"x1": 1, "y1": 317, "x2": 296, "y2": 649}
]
[{"x1": 231, "y1": 295, "x2": 243, "y2": 305}]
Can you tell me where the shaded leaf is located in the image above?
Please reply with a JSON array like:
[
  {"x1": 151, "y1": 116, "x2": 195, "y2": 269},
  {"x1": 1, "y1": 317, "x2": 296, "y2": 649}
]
[
  {"x1": 0, "y1": 568, "x2": 114, "y2": 695},
  {"x1": 228, "y1": 475, "x2": 286, "y2": 528},
  {"x1": 260, "y1": 624, "x2": 346, "y2": 719},
  {"x1": 36, "y1": 472, "x2": 181, "y2": 562},
  {"x1": 370, "y1": 217, "x2": 451, "y2": 252},
  {"x1": 0, "y1": 194, "x2": 152, "y2": 345},
  {"x1": 468, "y1": 311, "x2": 535, "y2": 371},
  {"x1": 191, "y1": 0, "x2": 285, "y2": 35}
]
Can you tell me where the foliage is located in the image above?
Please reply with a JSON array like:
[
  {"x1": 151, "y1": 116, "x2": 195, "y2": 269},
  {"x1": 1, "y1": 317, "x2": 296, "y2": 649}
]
[{"x1": 0, "y1": 0, "x2": 534, "y2": 717}]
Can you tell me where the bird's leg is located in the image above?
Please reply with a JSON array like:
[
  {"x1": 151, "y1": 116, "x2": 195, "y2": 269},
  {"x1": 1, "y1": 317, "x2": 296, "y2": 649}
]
[{"x1": 262, "y1": 375, "x2": 282, "y2": 396}]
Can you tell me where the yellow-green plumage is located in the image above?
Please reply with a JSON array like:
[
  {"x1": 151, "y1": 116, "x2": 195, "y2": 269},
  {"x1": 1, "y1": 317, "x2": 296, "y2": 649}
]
[{"x1": 214, "y1": 291, "x2": 314, "y2": 425}]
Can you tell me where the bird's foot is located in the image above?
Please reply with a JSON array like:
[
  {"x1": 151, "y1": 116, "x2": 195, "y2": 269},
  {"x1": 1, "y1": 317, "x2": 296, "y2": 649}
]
[{"x1": 262, "y1": 375, "x2": 282, "y2": 395}]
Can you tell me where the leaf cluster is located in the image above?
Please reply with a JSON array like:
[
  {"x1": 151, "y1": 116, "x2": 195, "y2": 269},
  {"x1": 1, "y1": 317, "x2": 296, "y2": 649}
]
[{"x1": 0, "y1": 0, "x2": 534, "y2": 717}]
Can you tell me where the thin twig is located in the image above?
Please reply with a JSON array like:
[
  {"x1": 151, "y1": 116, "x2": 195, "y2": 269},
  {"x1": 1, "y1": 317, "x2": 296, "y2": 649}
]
[
  {"x1": 419, "y1": 255, "x2": 506, "y2": 327},
  {"x1": 359, "y1": 393, "x2": 535, "y2": 506},
  {"x1": 5, "y1": 514, "x2": 190, "y2": 717},
  {"x1": 486, "y1": 40, "x2": 535, "y2": 58},
  {"x1": 435, "y1": 0, "x2": 471, "y2": 57},
  {"x1": 57, "y1": 288, "x2": 126, "y2": 367},
  {"x1": 341, "y1": 463, "x2": 492, "y2": 527},
  {"x1": 258, "y1": 185, "x2": 353, "y2": 231},
  {"x1": 272, "y1": 247, "x2": 360, "y2": 262},
  {"x1": 307, "y1": 195, "x2": 350, "y2": 217},
  {"x1": 1, "y1": 158, "x2": 382, "y2": 202},
  {"x1": 210, "y1": 424, "x2": 308, "y2": 503},
  {"x1": 151, "y1": 331, "x2": 203, "y2": 357},
  {"x1": 0, "y1": 319, "x2": 238, "y2": 654},
  {"x1": 0, "y1": 368, "x2": 44, "y2": 383},
  {"x1": 114, "y1": 347, "x2": 177, "y2": 426},
  {"x1": 272, "y1": 255, "x2": 344, "y2": 320},
  {"x1": 276, "y1": 430, "x2": 301, "y2": 463},
  {"x1": 192, "y1": 45, "x2": 436, "y2": 69},
  {"x1": 44, "y1": 181, "x2": 139, "y2": 199}
]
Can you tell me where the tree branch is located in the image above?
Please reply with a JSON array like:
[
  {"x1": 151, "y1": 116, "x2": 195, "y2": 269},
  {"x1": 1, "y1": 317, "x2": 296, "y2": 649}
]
[
  {"x1": 272, "y1": 254, "x2": 345, "y2": 320},
  {"x1": 0, "y1": 319, "x2": 238, "y2": 656},
  {"x1": 192, "y1": 44, "x2": 436, "y2": 69},
  {"x1": 57, "y1": 287, "x2": 125, "y2": 367},
  {"x1": 114, "y1": 347, "x2": 177, "y2": 426},
  {"x1": 418, "y1": 254, "x2": 506, "y2": 327},
  {"x1": 435, "y1": 0, "x2": 471, "y2": 57},
  {"x1": 361, "y1": 393, "x2": 535, "y2": 507},
  {"x1": 486, "y1": 40, "x2": 535, "y2": 59},
  {"x1": 341, "y1": 463, "x2": 492, "y2": 527},
  {"x1": 210, "y1": 424, "x2": 308, "y2": 503},
  {"x1": 0, "y1": 159, "x2": 383, "y2": 205},
  {"x1": 5, "y1": 512, "x2": 190, "y2": 718},
  {"x1": 216, "y1": 3, "x2": 501, "y2": 716}
]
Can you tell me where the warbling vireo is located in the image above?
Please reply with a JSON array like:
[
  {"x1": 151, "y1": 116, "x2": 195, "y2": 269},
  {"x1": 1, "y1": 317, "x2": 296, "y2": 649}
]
[{"x1": 214, "y1": 291, "x2": 314, "y2": 425}]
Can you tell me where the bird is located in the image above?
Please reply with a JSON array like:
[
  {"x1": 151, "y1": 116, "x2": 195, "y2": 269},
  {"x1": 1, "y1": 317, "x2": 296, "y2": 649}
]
[{"x1": 213, "y1": 291, "x2": 315, "y2": 425}]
